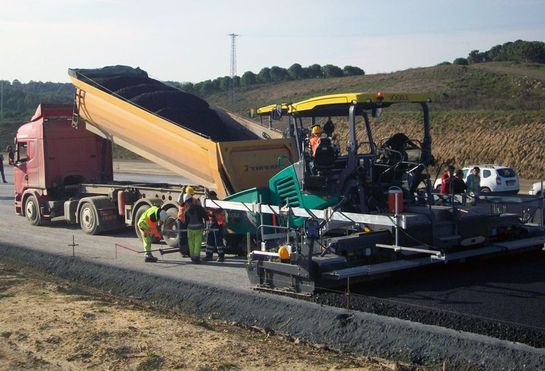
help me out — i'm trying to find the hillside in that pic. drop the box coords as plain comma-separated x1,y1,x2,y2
207,62,545,179
2,62,545,178
207,62,545,112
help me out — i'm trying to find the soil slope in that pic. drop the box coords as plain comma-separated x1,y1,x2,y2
208,62,545,178
0,261,416,371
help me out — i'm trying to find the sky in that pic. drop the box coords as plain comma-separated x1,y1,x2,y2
1,0,544,84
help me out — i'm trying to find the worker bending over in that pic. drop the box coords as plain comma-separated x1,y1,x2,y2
204,191,226,262
137,206,167,263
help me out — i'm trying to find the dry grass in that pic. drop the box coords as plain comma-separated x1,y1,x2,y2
0,261,425,370
207,62,545,179
338,110,545,179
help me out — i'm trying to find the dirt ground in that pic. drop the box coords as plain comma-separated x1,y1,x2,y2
0,261,421,371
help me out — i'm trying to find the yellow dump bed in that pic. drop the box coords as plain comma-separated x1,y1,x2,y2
69,70,296,198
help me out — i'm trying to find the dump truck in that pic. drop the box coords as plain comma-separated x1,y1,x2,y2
201,92,545,293
13,67,296,248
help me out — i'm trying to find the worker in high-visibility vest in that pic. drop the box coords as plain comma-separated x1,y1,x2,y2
204,191,226,262
137,206,167,262
184,194,207,263
309,125,323,157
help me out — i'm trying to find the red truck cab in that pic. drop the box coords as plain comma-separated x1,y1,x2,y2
14,104,113,224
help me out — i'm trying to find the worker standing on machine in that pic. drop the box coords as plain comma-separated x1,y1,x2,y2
185,193,207,263
309,125,323,157
204,191,226,262
137,206,167,263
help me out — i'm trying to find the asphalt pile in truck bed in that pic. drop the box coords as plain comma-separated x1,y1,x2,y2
73,66,258,142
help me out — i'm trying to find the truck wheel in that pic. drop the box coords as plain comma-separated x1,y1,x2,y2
80,203,101,235
162,207,179,248
134,205,160,242
25,195,44,226
480,187,491,193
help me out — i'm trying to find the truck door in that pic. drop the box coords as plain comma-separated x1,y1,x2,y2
13,141,31,195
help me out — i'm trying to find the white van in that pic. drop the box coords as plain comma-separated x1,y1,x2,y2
434,165,519,194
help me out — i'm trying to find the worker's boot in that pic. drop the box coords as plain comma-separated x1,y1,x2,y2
179,246,189,258
216,253,225,263
203,253,213,262
145,253,158,263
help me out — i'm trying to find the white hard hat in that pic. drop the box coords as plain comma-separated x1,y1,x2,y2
159,210,168,223
183,193,193,203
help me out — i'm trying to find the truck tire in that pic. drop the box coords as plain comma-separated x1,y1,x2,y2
25,195,44,226
480,187,491,193
162,207,179,248
79,203,101,235
133,205,160,242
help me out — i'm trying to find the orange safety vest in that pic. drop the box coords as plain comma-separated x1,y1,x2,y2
310,135,320,157
208,208,226,226
137,206,162,239
177,204,186,222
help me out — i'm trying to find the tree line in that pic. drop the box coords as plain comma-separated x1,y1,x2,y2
0,80,74,120
447,40,545,66
169,63,365,96
1,39,542,121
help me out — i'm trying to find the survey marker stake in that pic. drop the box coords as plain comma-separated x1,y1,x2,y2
68,235,79,257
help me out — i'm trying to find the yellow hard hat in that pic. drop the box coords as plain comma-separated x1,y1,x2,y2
185,186,194,195
311,126,322,135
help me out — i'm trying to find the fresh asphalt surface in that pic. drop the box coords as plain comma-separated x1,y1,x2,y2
1,164,545,346
351,250,545,330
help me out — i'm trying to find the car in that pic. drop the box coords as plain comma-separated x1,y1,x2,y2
529,181,545,196
434,164,519,194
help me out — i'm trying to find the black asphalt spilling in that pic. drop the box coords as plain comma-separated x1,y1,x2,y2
1,242,544,370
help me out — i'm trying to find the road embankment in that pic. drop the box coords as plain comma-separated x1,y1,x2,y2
1,242,544,370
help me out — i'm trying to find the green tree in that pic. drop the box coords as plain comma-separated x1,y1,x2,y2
468,50,487,64
321,64,344,78
304,64,323,78
463,40,545,64
180,82,195,93
287,63,306,80
217,76,232,91
232,76,241,89
270,66,288,82
343,65,365,76
240,71,257,86
257,67,271,83
453,57,468,65
198,80,215,95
